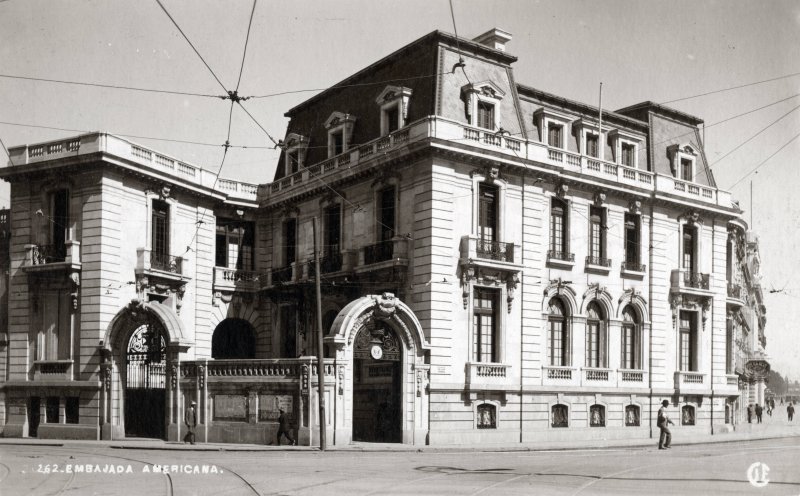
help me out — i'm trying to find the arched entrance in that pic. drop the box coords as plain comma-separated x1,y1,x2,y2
212,318,256,359
124,321,167,438
352,323,402,442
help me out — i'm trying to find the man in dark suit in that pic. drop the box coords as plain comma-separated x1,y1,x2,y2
184,400,197,445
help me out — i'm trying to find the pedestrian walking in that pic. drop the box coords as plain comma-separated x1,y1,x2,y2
657,399,674,450
276,408,296,446
755,403,763,423
184,400,197,445
747,403,754,423
788,402,795,422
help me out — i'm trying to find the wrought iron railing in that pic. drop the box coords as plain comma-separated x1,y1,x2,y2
271,265,293,284
32,244,67,264
621,261,646,272
585,255,611,267
476,239,515,263
547,249,574,262
683,271,710,289
150,252,183,273
364,240,393,265
727,283,743,299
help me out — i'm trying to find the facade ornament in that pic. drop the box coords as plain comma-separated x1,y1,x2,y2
159,184,172,200
555,182,569,199
373,292,397,321
506,273,520,313
628,199,642,215
338,365,345,395
169,362,178,389
301,365,309,394
548,277,571,296
683,209,701,226
69,271,80,310
593,191,606,206
135,275,148,300
198,365,205,389
461,266,475,309
486,166,500,182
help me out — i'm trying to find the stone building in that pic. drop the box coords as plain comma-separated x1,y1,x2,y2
0,28,768,445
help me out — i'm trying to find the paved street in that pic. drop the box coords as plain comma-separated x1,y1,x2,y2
1,436,799,496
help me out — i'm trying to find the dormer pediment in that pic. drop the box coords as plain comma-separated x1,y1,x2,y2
461,80,506,99
375,85,413,105
324,111,356,130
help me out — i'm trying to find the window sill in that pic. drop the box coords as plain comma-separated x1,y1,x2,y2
620,267,646,279
585,263,611,275
546,257,575,270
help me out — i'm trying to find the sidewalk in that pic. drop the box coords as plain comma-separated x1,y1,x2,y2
1,420,797,453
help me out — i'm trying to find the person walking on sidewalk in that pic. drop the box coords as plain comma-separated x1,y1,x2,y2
755,403,763,423
788,402,795,422
184,400,197,445
276,408,296,446
657,400,674,450
747,403,754,423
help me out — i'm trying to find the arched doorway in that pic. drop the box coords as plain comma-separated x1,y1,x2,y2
211,318,256,359
124,321,167,438
352,322,402,442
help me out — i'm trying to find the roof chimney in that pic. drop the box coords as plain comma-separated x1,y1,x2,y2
472,28,512,52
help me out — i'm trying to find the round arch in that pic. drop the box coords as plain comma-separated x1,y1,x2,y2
579,286,615,317
542,280,578,315
617,290,649,322
211,318,256,359
102,300,190,353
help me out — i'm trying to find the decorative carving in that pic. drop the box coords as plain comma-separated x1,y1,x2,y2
160,184,172,200
198,365,205,389
684,209,701,226
556,182,569,199
170,362,178,389
301,365,309,393
373,292,397,321
628,200,642,215
135,276,148,300
338,365,344,395
354,325,400,362
593,192,606,206
461,266,475,309
69,271,80,310
506,273,519,313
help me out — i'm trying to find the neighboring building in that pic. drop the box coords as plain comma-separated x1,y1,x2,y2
0,28,767,445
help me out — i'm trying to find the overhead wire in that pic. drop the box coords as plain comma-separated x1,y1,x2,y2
234,0,257,94
660,71,800,105
726,130,800,191
0,73,219,99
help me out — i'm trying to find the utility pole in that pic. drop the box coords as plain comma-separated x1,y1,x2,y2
312,216,327,451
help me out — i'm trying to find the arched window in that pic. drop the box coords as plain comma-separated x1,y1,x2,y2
548,298,569,366
585,302,606,368
590,404,605,427
621,306,641,370
211,319,256,359
625,405,640,426
552,404,569,428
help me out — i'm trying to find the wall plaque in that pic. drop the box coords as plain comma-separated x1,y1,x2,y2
259,394,293,421
213,394,247,421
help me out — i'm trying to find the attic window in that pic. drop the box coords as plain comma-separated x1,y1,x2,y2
283,133,308,176
608,129,643,169
461,81,505,131
667,144,698,182
375,86,412,136
324,112,357,158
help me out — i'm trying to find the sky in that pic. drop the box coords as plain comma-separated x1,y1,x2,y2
1,0,799,380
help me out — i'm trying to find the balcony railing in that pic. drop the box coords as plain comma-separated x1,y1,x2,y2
618,369,646,383
307,253,343,277
585,255,611,267
547,249,575,262
150,251,183,274
543,365,574,380
675,371,706,390
24,240,81,270
364,240,393,265
727,283,743,299
34,360,73,380
466,362,510,387
271,265,294,284
213,267,264,292
475,239,515,263
683,271,710,290
621,261,646,273
583,367,611,382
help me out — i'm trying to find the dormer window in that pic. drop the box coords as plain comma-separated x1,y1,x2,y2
324,112,356,158
375,86,412,136
282,132,308,177
609,129,643,169
574,119,604,160
668,144,698,182
534,108,571,150
462,81,505,131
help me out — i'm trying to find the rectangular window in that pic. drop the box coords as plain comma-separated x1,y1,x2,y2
37,290,71,361
681,158,692,181
586,321,601,367
473,288,499,363
550,198,567,255
624,214,640,266
589,206,605,260
477,101,495,130
622,324,636,369
216,221,255,270
52,189,69,259
386,106,399,133
478,183,498,244
548,318,566,366
46,397,59,424
379,187,396,242
65,397,79,424
679,311,697,371
283,218,297,265
331,131,344,157
324,205,341,257
151,200,170,262
548,124,563,148
586,133,599,158
288,150,299,175
621,143,635,167
280,305,297,358
726,319,734,374
682,226,695,272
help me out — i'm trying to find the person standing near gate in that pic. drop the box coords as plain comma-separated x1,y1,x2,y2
184,400,197,445
755,403,763,423
657,400,674,450
276,408,296,446
788,402,795,422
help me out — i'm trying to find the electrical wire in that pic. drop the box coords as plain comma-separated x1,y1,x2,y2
0,135,9,161
726,130,800,191
235,0,257,93
0,73,219,98
660,71,800,105
248,72,454,100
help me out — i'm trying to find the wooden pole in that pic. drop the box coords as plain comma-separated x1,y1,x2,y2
312,216,327,451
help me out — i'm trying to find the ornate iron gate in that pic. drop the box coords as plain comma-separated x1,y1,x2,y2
125,322,166,438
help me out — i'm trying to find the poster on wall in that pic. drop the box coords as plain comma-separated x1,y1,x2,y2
213,394,247,421
259,394,293,421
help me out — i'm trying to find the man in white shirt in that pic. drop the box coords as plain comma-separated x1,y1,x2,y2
657,399,674,450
